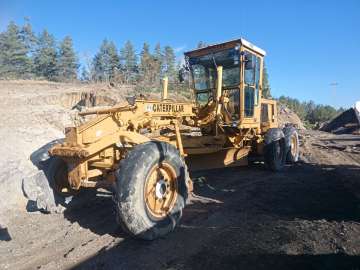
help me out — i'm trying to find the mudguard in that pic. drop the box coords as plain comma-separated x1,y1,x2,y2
264,128,285,145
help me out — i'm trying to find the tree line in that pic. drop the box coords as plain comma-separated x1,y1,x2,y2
0,19,78,81
86,39,178,90
0,19,179,88
278,95,345,126
0,19,271,98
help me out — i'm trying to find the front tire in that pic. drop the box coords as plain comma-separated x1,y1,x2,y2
116,141,188,240
284,126,300,163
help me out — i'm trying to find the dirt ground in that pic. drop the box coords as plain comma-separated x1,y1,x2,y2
1,81,360,270
0,129,359,270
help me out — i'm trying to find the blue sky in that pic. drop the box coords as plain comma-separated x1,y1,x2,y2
0,0,359,108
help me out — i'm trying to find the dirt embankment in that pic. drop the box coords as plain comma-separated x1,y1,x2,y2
0,80,131,218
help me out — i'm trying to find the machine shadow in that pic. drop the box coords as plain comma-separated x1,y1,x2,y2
182,253,360,270
0,226,11,241
64,161,360,270
70,235,360,270
245,162,360,222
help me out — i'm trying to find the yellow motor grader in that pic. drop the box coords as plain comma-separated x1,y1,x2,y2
48,38,299,240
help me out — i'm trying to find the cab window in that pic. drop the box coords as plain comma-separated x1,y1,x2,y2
244,86,254,117
244,51,261,117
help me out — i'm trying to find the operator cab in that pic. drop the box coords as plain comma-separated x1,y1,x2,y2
184,38,265,126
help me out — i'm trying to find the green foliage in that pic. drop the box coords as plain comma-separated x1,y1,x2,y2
20,17,37,54
92,39,120,82
162,46,176,81
80,66,90,81
0,21,31,79
278,96,343,125
0,20,81,81
120,40,137,83
33,30,57,80
139,43,158,85
56,36,79,81
20,17,37,75
153,43,163,82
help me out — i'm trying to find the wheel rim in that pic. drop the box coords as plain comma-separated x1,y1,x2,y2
144,163,178,219
290,134,298,157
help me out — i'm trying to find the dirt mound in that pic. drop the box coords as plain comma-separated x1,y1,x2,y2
278,104,306,130
0,80,133,219
320,107,360,134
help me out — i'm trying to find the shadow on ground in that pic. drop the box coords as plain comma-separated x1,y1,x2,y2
0,226,11,241
185,253,360,270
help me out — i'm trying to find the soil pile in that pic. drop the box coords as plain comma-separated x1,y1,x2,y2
278,104,306,130
320,107,360,134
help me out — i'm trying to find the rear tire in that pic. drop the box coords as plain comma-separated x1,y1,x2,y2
264,138,286,171
116,141,188,240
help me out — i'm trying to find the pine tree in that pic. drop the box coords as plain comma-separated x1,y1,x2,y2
262,61,271,98
56,36,79,81
33,30,57,80
80,66,90,81
92,39,120,82
163,46,176,81
107,41,121,79
20,17,37,77
120,40,137,84
20,17,37,54
0,21,31,79
139,42,151,82
153,43,163,83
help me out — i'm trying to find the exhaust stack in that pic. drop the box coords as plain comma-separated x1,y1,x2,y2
162,77,168,100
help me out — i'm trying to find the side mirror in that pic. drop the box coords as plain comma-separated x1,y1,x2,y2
244,54,254,70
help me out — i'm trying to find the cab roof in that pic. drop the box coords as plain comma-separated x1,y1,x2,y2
184,38,266,58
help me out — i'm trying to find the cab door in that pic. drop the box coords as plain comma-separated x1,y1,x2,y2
242,50,261,126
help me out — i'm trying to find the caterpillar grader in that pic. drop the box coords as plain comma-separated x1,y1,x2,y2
47,38,299,240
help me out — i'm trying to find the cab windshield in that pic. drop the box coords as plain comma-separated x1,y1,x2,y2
189,48,240,91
